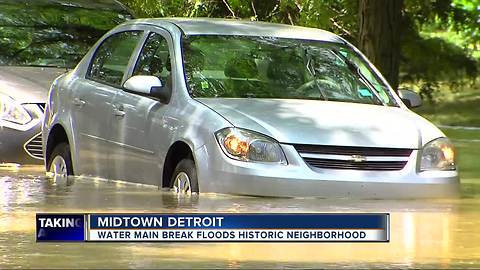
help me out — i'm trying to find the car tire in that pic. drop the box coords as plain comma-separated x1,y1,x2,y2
171,158,199,194
47,142,73,176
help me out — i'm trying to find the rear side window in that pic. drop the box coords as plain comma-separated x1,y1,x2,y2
88,31,142,86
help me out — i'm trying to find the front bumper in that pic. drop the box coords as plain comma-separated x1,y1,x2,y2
0,104,44,165
195,142,460,199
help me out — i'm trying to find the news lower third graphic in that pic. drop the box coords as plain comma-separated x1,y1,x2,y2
36,213,389,242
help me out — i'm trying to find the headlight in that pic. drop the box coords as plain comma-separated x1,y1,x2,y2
0,93,32,125
215,127,287,164
420,137,456,171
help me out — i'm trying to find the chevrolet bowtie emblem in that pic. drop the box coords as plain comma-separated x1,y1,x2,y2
351,155,367,163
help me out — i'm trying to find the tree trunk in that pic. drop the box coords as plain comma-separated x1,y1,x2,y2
358,0,403,91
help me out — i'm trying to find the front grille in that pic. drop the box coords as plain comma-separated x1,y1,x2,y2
303,158,407,171
24,133,43,159
294,144,413,157
294,144,413,171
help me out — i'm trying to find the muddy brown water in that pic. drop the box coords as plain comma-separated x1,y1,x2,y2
0,166,479,268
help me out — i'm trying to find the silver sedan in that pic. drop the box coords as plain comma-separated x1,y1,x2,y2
42,18,459,198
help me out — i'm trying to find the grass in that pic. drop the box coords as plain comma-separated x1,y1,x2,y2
414,84,480,127
413,84,480,180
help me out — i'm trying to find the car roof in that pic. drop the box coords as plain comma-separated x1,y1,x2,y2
130,18,345,43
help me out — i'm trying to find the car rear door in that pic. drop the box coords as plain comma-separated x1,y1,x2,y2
70,30,144,178
108,30,175,185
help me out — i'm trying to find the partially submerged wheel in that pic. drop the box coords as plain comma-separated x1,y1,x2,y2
171,158,199,194
47,142,73,177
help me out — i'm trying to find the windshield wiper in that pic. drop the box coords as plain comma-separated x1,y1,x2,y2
331,50,387,106
304,48,328,101
347,62,386,106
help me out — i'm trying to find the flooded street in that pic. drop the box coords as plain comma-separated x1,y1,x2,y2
1,166,479,268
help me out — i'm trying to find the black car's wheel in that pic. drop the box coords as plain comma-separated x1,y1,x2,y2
171,158,199,194
47,143,73,177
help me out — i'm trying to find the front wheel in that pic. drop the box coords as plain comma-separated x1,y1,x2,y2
171,158,199,194
47,142,73,177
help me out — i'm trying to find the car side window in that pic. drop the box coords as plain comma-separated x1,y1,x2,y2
133,32,172,88
88,31,142,86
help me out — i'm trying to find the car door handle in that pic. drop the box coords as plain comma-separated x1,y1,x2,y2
73,98,86,107
113,105,125,118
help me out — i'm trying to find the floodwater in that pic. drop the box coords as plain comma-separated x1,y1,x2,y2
0,166,479,269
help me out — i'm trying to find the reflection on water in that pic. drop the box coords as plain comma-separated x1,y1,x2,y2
0,166,479,268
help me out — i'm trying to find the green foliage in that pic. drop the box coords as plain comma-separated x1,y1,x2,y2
122,0,186,17
450,0,480,46
401,34,478,101
122,0,357,39
0,1,131,67
297,0,357,41
400,0,479,101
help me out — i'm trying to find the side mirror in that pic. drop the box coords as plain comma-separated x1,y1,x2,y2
398,89,422,108
123,75,171,104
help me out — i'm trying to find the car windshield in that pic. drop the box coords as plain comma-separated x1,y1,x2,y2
182,35,398,106
0,0,132,68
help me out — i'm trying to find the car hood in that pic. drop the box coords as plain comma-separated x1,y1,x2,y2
198,98,444,149
0,66,66,103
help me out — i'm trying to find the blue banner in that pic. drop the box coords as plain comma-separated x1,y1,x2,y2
36,214,85,242
36,213,389,242
89,213,388,229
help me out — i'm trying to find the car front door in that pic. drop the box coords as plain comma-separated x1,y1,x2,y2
108,30,175,185
71,30,143,178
